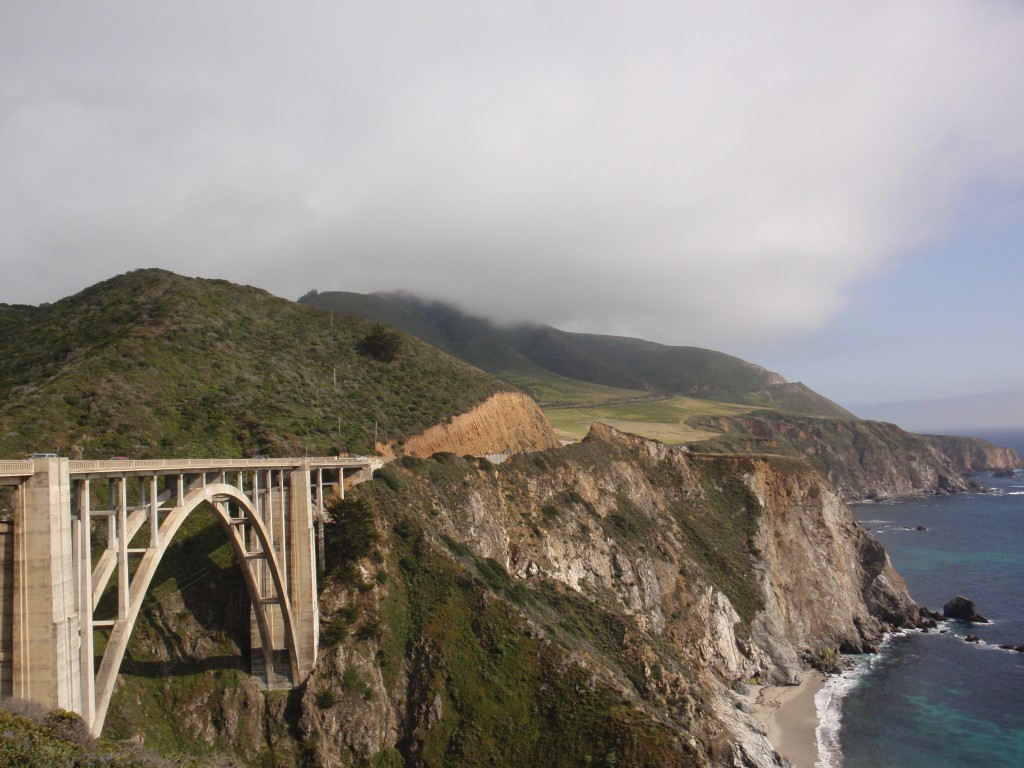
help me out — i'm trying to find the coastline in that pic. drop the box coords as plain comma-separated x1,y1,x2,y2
748,670,827,768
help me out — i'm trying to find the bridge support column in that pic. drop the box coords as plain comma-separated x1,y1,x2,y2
11,458,81,713
289,464,318,679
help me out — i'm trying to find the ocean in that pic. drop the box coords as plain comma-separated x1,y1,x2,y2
817,431,1024,767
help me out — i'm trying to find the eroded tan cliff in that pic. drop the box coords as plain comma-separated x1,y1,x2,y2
394,390,561,457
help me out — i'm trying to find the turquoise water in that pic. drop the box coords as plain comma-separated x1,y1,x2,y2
837,458,1024,768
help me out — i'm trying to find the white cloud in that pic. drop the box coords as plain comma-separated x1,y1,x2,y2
1,1,1023,349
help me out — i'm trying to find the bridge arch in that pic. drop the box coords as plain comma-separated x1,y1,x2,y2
89,482,302,737
3,456,370,738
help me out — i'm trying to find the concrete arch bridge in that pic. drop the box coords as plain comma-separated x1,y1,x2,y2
0,456,373,736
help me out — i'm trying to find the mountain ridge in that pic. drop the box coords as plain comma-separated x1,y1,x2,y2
0,270,513,459
300,289,855,419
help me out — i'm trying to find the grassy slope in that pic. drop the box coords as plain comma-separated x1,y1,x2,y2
545,395,756,444
301,290,853,419
0,270,507,459
301,290,633,406
505,325,771,396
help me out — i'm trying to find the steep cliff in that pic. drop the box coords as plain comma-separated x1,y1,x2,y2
291,425,914,767
394,391,561,457
920,434,1021,472
103,425,916,766
689,411,973,500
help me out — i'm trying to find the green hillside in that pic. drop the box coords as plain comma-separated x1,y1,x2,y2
301,290,853,418
0,270,508,459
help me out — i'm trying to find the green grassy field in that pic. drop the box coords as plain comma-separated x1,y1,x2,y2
542,395,754,444
495,369,648,406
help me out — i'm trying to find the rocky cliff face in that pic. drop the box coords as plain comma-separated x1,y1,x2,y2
690,412,974,500
290,424,915,767
920,434,1021,472
393,391,561,457
106,424,917,767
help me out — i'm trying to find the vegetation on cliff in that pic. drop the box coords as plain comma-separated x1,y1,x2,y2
96,424,915,767
0,270,508,458
0,697,194,767
688,410,976,500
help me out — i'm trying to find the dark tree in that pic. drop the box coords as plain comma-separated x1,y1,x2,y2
357,323,403,362
324,497,378,577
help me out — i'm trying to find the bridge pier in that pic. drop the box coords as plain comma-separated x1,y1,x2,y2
248,465,319,687
289,465,318,679
10,458,81,712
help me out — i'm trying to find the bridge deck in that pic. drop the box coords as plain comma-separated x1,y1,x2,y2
0,456,372,481
68,456,372,475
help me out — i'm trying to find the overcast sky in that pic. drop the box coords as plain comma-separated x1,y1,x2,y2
2,1,1023,430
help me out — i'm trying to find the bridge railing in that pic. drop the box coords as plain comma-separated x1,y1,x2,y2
67,457,371,474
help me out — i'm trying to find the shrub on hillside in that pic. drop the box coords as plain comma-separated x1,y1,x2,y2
324,498,378,580
357,324,403,362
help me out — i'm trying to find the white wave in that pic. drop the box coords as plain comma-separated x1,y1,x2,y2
813,649,891,768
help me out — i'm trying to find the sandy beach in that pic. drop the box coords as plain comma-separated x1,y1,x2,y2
748,671,826,768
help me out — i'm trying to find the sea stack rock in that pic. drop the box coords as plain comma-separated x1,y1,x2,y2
919,606,944,622
943,595,990,623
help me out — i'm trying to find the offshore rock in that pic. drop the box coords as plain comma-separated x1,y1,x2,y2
943,595,990,623
919,606,945,622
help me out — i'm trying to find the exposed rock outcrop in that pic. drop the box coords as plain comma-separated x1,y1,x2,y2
395,391,560,457
744,458,917,679
920,434,1021,472
943,595,990,624
689,412,972,500
293,423,916,767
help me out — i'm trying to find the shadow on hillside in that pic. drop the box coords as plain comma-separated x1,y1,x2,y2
96,503,253,676
118,655,245,678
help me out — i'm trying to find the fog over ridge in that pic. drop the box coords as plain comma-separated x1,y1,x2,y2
2,1,1023,413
